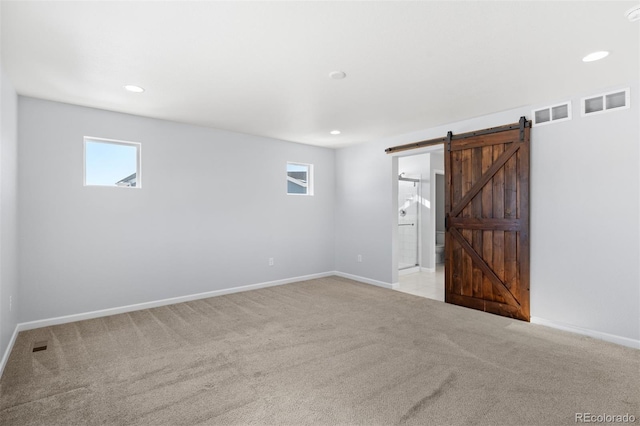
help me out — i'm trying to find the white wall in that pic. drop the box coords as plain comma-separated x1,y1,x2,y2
18,97,335,322
529,86,639,344
430,152,444,266
335,137,397,285
0,67,19,364
335,83,640,345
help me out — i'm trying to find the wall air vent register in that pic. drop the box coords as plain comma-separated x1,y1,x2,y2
532,102,572,127
581,88,630,116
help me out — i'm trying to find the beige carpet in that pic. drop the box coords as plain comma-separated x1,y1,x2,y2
1,276,638,425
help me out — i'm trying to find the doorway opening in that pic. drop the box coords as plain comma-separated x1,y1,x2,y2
389,118,530,320
395,150,445,301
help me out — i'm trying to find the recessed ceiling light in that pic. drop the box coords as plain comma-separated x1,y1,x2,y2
330,130,341,135
329,71,346,80
124,85,145,93
582,51,609,62
625,5,640,22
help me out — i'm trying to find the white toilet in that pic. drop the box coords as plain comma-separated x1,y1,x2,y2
435,231,445,264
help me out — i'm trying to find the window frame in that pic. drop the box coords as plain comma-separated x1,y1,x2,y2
83,136,142,188
286,161,314,196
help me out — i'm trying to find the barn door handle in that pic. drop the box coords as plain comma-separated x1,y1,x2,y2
445,215,449,230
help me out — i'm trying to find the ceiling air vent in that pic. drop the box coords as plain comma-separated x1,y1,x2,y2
532,102,572,127
581,88,630,117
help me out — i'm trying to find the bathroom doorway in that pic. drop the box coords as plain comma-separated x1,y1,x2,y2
396,149,446,301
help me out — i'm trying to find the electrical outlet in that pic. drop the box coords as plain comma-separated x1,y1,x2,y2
268,257,274,267
357,254,362,263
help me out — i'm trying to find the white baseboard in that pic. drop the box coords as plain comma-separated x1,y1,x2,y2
530,317,640,349
2,272,336,378
420,267,435,273
16,272,335,333
5,279,637,378
1,270,395,377
0,325,20,379
333,271,398,290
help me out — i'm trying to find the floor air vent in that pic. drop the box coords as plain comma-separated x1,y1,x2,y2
532,101,572,127
32,341,48,352
582,88,630,116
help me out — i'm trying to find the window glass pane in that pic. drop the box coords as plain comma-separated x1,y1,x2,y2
85,139,139,187
287,162,310,195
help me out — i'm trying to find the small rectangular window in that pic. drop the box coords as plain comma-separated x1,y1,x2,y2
84,137,141,188
287,162,313,196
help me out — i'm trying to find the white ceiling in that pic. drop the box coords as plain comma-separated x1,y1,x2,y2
2,1,638,148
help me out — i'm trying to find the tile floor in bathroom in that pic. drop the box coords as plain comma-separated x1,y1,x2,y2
396,263,445,301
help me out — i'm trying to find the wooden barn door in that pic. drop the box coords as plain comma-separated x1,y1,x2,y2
444,117,530,321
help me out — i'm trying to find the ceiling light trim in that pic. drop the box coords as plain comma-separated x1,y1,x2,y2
625,5,640,22
124,85,145,93
582,51,609,62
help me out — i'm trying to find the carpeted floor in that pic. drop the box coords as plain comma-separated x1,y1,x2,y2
1,276,638,425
